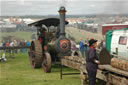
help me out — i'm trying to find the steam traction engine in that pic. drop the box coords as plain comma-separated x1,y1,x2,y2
29,7,71,73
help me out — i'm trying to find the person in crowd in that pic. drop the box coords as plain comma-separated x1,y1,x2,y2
26,40,30,52
80,38,86,58
13,40,18,53
0,41,5,46
5,41,10,53
84,41,88,55
10,41,14,47
31,33,36,40
6,41,10,47
0,41,3,47
2,41,6,47
10,41,14,56
85,37,89,43
26,40,30,47
21,40,26,53
98,40,105,49
0,41,6,54
16,40,21,53
86,39,101,85
68,34,71,39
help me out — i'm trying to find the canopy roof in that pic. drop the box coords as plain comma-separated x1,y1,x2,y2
28,18,69,27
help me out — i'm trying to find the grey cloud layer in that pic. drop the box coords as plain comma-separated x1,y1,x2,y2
1,0,128,15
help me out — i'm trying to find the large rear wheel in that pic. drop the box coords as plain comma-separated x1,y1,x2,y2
30,40,43,68
42,52,52,73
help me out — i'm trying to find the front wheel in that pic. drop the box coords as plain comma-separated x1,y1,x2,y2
42,52,52,73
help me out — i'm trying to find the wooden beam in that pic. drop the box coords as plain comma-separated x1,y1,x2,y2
100,65,128,77
107,73,128,85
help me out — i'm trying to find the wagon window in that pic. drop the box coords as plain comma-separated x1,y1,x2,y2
119,36,127,45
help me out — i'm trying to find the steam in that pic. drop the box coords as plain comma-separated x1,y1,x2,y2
19,0,25,5
59,0,67,7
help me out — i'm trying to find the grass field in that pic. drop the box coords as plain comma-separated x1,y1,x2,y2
0,32,35,41
0,52,105,85
0,52,81,85
66,27,103,42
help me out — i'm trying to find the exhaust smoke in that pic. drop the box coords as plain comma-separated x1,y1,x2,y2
59,0,67,7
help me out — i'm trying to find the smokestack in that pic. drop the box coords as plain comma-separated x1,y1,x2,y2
58,6,66,37
55,6,71,53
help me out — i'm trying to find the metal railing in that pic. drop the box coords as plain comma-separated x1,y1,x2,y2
0,46,30,50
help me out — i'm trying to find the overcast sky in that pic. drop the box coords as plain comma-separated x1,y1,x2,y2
0,0,128,16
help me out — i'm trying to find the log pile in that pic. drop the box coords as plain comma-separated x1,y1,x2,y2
61,56,86,70
63,56,86,64
111,58,128,72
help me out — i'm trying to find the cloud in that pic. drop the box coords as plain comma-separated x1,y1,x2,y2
1,0,128,16
89,4,95,8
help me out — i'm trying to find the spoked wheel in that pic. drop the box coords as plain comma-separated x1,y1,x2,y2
30,40,43,68
42,52,52,73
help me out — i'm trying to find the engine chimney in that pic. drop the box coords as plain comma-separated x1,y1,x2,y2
55,6,71,54
58,6,66,37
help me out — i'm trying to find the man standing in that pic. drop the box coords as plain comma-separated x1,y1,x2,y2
31,33,36,40
86,39,100,85
80,38,86,58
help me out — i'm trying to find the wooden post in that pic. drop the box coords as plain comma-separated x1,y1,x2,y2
106,82,113,85
80,72,87,85
60,60,63,79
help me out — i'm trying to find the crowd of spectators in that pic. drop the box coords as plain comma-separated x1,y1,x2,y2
0,39,31,62
0,39,31,53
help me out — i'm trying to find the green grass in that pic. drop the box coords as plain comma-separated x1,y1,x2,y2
0,32,35,41
0,52,81,85
0,52,105,85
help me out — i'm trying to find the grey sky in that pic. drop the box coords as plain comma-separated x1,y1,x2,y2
1,0,128,16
